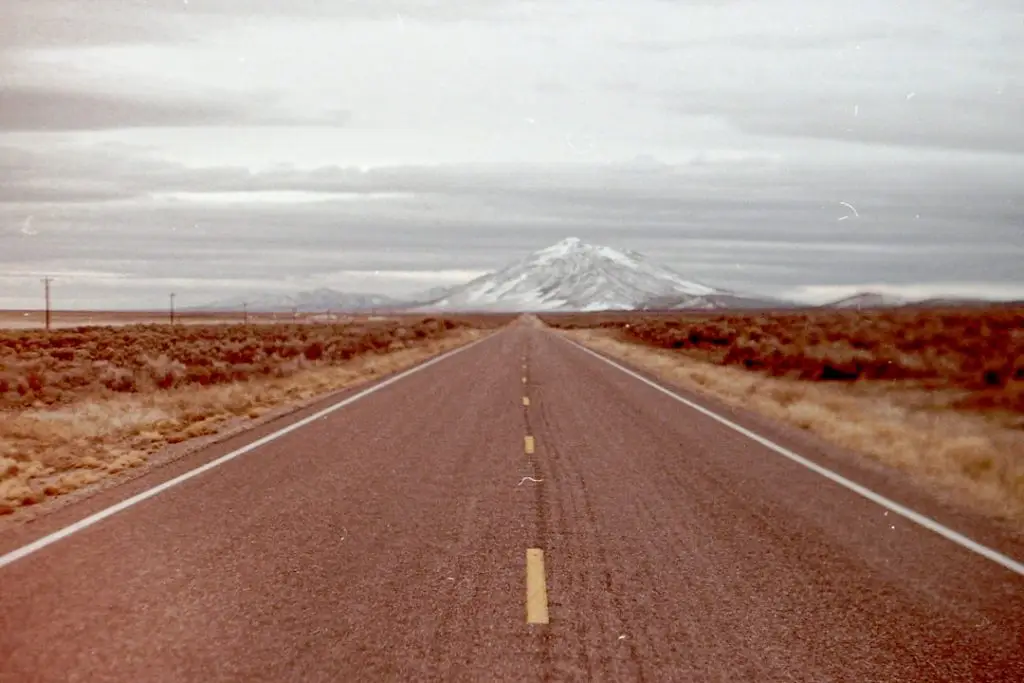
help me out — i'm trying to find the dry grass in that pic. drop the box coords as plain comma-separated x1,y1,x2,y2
0,316,512,411
569,330,1024,523
0,319,504,512
542,306,1024,419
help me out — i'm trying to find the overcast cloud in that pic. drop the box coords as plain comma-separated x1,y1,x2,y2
1,0,1022,308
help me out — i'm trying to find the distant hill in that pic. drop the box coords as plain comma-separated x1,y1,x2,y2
191,288,402,312
821,292,1015,310
821,292,907,309
900,297,1019,309
639,292,799,311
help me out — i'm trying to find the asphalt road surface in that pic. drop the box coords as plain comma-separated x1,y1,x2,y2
2,322,1023,682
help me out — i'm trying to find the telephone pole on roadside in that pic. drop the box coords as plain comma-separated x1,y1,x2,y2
243,302,248,325
41,277,53,331
169,292,176,325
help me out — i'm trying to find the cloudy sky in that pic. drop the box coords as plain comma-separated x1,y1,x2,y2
2,0,1022,308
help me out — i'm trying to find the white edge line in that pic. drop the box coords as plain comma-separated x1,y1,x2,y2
563,337,1024,578
0,334,493,570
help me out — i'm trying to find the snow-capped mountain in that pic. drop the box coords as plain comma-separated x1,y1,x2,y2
822,292,908,309
416,237,739,312
193,288,400,312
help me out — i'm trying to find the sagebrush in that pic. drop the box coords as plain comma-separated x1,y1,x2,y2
540,307,1024,416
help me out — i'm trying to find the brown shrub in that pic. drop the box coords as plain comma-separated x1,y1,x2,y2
304,340,325,361
542,307,1024,416
0,315,489,410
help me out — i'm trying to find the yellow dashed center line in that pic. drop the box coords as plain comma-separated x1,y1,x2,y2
520,358,546,625
525,548,549,624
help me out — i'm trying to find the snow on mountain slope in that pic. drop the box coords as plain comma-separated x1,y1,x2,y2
417,237,724,312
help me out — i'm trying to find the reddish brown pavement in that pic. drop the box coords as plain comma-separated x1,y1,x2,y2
2,321,1023,682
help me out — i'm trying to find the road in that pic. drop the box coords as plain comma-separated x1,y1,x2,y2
2,321,1023,682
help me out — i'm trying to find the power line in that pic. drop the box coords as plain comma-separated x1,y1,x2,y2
41,277,53,331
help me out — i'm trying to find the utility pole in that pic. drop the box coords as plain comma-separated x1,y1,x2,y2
41,276,52,331
169,292,176,326
243,302,248,325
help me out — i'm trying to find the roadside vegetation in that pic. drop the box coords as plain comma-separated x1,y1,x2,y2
0,316,510,514
541,307,1024,521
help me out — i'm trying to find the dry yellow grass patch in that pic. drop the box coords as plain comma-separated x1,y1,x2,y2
569,330,1024,522
0,330,485,512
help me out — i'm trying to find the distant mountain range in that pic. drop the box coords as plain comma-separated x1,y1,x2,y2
191,238,1010,313
189,288,402,313
639,293,797,311
815,292,1011,310
820,292,908,309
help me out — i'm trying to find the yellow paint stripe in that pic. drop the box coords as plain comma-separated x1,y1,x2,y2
524,436,535,454
522,396,530,406
525,548,549,624
522,376,527,384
